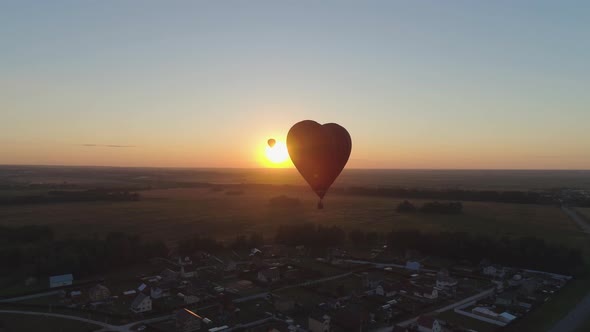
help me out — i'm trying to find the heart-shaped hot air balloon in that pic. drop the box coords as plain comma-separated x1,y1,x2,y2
287,120,352,209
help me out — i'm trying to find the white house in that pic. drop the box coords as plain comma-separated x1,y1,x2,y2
414,288,438,300
130,293,152,313
308,313,330,332
416,316,442,332
435,269,458,290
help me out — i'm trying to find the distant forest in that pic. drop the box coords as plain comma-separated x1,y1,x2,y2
396,200,463,214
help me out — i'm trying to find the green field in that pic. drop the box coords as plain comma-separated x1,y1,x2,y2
0,313,98,332
0,187,586,253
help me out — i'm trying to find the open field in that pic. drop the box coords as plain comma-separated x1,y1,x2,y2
0,186,587,254
2,166,590,190
0,313,98,332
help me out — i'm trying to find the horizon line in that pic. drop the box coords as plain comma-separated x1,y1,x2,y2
0,163,589,172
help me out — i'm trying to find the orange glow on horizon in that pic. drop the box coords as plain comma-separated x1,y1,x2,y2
258,140,293,168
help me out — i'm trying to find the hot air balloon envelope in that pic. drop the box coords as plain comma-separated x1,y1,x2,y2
287,120,352,208
267,139,276,148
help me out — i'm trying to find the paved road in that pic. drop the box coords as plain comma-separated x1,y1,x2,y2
0,310,116,331
0,290,59,303
548,206,590,332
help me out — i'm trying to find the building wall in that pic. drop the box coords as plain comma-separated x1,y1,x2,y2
308,317,330,332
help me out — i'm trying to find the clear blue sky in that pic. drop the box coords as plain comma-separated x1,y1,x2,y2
1,1,589,168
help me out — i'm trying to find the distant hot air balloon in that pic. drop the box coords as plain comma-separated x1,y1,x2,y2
267,138,276,148
287,120,352,209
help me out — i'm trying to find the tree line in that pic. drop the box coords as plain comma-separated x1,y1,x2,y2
335,187,556,205
1,222,583,280
0,227,167,278
272,224,582,274
384,230,583,274
396,200,463,214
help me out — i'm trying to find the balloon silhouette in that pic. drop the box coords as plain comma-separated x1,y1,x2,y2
287,120,352,209
267,138,276,148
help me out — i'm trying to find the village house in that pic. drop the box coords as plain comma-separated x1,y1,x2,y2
362,272,383,289
435,269,458,291
413,287,438,300
258,267,280,283
482,265,506,279
375,282,398,298
225,260,237,272
180,265,196,279
88,284,110,302
308,313,331,332
130,293,152,313
416,315,443,332
160,268,179,282
495,291,517,306
150,287,164,299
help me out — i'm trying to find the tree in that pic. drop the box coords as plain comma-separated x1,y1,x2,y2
349,229,366,246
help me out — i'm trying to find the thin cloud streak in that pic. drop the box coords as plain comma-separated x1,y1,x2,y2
80,144,136,148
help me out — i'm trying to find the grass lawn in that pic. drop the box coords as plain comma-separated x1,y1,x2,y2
0,313,99,332
437,310,499,332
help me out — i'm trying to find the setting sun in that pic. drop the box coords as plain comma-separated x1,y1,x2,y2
265,141,290,164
